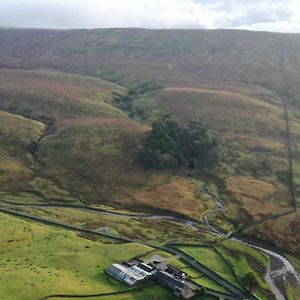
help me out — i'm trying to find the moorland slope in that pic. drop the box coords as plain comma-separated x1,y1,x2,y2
1,28,300,260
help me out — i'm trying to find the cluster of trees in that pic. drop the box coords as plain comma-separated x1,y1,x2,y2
138,116,217,170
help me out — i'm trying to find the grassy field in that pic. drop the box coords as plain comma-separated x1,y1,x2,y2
177,242,274,300
140,249,228,293
0,212,177,300
176,245,242,287
218,239,273,299
1,210,284,299
173,244,270,298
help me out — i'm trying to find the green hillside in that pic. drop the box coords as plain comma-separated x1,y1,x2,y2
1,28,300,249
0,213,174,300
0,69,209,219
1,28,300,299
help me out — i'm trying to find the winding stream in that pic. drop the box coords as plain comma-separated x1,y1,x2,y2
201,183,300,300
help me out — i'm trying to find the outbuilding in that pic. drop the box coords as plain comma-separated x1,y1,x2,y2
106,263,152,286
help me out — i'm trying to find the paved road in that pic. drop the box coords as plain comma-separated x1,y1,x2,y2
0,206,254,300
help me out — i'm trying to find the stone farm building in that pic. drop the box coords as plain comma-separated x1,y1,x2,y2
106,257,196,299
106,262,153,286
